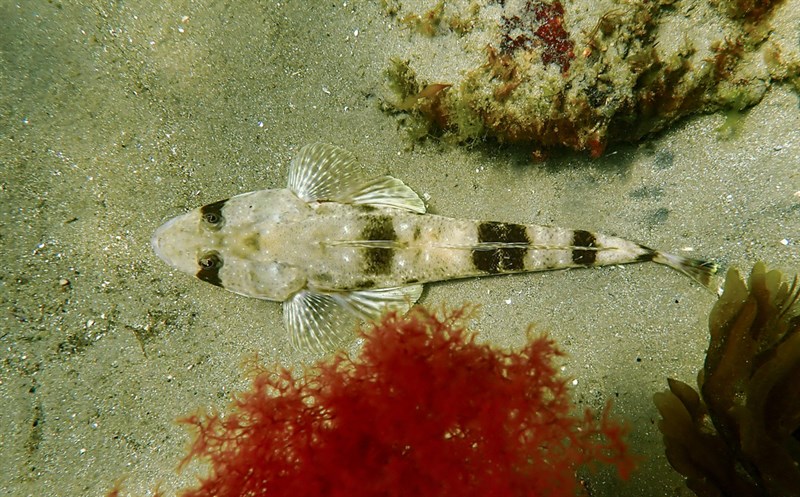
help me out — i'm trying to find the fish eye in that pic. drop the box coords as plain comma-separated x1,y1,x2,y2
202,211,223,226
198,252,223,270
199,198,228,230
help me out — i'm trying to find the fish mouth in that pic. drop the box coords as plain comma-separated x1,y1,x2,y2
150,212,214,276
151,216,183,266
151,220,168,256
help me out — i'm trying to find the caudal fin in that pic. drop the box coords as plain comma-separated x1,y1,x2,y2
652,251,719,290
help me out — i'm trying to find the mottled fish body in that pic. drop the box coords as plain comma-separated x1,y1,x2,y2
152,144,717,351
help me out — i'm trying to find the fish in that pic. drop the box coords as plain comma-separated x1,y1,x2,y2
151,143,718,352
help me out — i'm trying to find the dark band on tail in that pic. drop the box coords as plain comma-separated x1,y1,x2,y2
572,230,597,265
635,244,656,263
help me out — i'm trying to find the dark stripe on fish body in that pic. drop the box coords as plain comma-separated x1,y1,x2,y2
472,221,529,274
196,252,224,287
361,215,396,275
571,230,597,265
635,245,655,262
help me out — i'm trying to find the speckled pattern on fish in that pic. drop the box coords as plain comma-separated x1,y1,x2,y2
152,143,717,352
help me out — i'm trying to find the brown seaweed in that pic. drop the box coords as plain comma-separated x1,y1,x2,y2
654,262,800,496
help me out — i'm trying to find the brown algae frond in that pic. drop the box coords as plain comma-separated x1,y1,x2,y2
654,262,800,496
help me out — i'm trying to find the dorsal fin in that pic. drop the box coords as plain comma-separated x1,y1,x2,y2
343,176,425,213
287,143,364,202
287,143,425,213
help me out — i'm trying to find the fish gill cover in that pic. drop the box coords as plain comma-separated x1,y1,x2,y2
115,305,635,497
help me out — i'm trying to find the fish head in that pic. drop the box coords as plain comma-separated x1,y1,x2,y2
151,189,310,301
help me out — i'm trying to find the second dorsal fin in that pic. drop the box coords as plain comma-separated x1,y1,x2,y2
287,143,425,213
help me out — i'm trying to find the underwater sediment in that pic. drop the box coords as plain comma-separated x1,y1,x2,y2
381,0,800,157
654,263,800,496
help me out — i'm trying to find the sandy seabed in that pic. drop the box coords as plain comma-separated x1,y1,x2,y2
1,1,798,496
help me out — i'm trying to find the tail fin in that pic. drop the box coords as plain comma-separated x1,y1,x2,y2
652,251,719,290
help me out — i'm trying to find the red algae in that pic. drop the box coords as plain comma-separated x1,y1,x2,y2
174,306,634,497
500,1,575,74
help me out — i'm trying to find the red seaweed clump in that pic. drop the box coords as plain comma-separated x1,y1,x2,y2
500,0,575,74
174,306,634,497
654,263,800,496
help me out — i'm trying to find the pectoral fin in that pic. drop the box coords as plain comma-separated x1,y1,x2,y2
284,290,358,352
287,143,425,213
283,284,424,352
332,285,424,322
